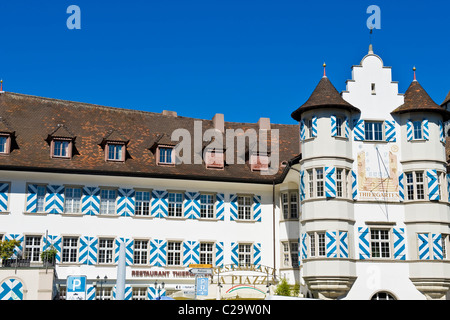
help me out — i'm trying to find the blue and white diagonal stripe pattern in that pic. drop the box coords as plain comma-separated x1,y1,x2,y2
112,285,132,300
117,188,135,217
150,239,167,266
252,195,261,222
439,120,445,143
253,243,261,267
79,236,97,265
301,233,307,260
231,242,239,266
358,227,370,260
215,242,224,267
406,120,413,141
44,235,62,262
114,238,134,265
300,120,306,141
427,169,439,201
229,194,238,221
331,115,337,137
326,231,337,257
4,234,23,258
418,233,430,260
0,279,23,300
339,231,348,258
86,286,96,300
82,187,100,216
432,233,443,260
147,287,166,300
151,190,168,218
353,119,365,141
393,228,406,260
0,183,9,212
344,117,349,138
300,170,305,201
384,120,396,142
325,166,336,198
182,240,200,266
45,185,64,214
26,184,38,213
311,116,317,137
422,119,429,140
398,173,404,202
184,192,200,219
215,193,225,220
352,170,357,200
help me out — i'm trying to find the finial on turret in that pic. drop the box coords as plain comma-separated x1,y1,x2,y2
323,62,327,78
368,43,374,54
413,66,417,82
0,80,3,93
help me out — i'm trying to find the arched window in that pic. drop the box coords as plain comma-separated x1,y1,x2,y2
371,291,396,300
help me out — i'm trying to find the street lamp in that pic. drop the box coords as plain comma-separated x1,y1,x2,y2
154,281,165,300
95,275,108,300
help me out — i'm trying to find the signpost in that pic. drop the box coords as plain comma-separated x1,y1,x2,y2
189,264,212,299
66,276,87,300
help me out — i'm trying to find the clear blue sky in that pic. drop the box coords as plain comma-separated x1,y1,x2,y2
0,0,448,125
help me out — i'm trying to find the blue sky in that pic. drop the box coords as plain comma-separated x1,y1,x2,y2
0,0,448,125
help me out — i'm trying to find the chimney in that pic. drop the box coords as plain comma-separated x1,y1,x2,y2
162,110,177,117
258,117,271,131
212,113,224,133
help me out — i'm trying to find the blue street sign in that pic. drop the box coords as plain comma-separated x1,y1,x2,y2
67,276,87,300
196,277,208,296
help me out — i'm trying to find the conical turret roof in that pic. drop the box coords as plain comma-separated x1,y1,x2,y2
291,76,360,121
442,90,450,107
391,81,450,121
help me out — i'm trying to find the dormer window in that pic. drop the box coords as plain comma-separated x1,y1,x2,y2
157,146,174,165
250,153,269,171
0,134,11,155
205,149,224,169
106,142,125,162
51,138,72,158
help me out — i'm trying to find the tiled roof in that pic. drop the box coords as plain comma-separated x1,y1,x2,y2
391,81,450,121
442,90,450,107
291,76,360,121
0,92,300,184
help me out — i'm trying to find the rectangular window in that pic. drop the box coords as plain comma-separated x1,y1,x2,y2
100,189,117,215
238,244,252,266
281,193,289,220
308,170,314,198
96,287,112,300
406,171,425,200
309,233,316,257
290,192,298,219
36,185,46,212
316,169,324,197
290,241,299,267
53,140,70,158
62,237,78,263
309,232,325,257
135,191,150,216
0,135,10,154
24,236,41,262
132,287,147,300
443,234,448,259
336,117,343,137
317,232,326,257
370,229,390,258
167,241,182,266
200,242,213,265
237,196,252,220
107,143,124,161
413,121,423,140
133,240,148,265
168,192,183,217
282,242,290,267
281,191,298,219
64,187,82,213
159,147,174,165
365,121,383,141
306,118,313,138
336,168,343,197
200,194,214,219
98,239,114,264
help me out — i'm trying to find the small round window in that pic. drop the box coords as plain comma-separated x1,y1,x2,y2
371,291,396,300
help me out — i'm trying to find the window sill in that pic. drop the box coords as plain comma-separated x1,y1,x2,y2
61,212,84,217
409,139,427,143
97,214,120,218
233,219,259,223
334,136,349,141
96,263,117,267
280,218,299,222
133,214,154,219
302,137,316,142
166,216,186,221
0,211,10,215
198,217,221,222
23,211,47,216
363,140,387,143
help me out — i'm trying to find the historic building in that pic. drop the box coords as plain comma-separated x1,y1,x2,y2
0,45,450,300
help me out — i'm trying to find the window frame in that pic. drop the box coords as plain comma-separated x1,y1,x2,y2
199,193,215,219
238,243,252,267
97,238,115,264
199,242,214,265
370,228,391,259
405,171,426,201
61,236,78,264
106,142,125,162
167,192,184,218
281,240,299,268
64,187,82,214
157,146,175,166
24,235,42,262
412,120,424,140
237,195,252,221
308,231,326,258
0,134,11,155
280,190,299,220
167,241,182,266
364,121,384,141
99,188,117,215
133,239,149,265
51,138,72,159
135,190,151,216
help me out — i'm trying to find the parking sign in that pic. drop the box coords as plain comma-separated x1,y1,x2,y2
196,277,208,296
67,276,87,300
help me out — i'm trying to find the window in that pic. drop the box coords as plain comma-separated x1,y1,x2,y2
281,191,299,219
250,153,269,171
98,239,114,264
0,135,10,154
282,241,299,268
200,242,213,265
442,234,448,259
64,187,82,213
100,189,117,215
205,150,224,169
371,83,376,95
62,237,78,263
96,287,112,300
36,185,46,212
132,287,147,300
237,196,252,220
308,170,314,198
371,292,395,300
24,236,41,262
370,229,390,258
158,147,174,165
200,194,214,219
405,171,425,200
135,191,150,216
52,139,71,158
309,232,326,257
365,121,383,141
305,118,313,138
335,117,343,137
107,143,125,162
316,169,324,197
168,192,183,217
238,244,252,266
336,169,343,197
133,240,148,265
167,241,182,266
412,121,423,140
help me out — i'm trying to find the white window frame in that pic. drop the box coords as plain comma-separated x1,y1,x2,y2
308,232,326,258
135,191,151,216
405,171,426,201
98,238,114,264
237,195,252,220
61,236,78,263
412,120,423,140
36,185,47,213
24,235,42,262
132,287,147,300
199,242,214,265
133,239,148,265
238,243,252,266
168,192,183,217
64,187,82,214
370,228,391,259
100,189,117,215
200,194,215,219
167,241,182,266
365,121,384,141
281,190,299,219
